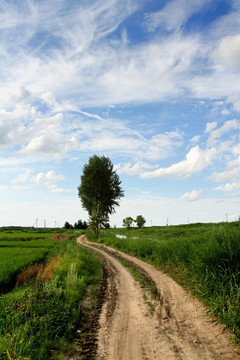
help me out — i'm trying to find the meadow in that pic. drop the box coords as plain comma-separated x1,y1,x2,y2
0,228,102,359
92,221,240,340
0,229,58,294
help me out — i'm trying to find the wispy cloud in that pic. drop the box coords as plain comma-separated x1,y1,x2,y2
145,0,211,33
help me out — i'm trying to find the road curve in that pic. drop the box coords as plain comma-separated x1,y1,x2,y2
77,235,240,360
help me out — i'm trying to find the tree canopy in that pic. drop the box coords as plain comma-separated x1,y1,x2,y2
78,155,124,234
122,216,134,229
135,215,146,228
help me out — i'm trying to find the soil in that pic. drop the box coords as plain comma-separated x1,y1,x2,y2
76,235,240,360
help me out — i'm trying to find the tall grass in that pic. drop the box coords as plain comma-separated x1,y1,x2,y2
0,237,102,360
94,222,240,339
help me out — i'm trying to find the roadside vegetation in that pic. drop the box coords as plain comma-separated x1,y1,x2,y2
0,229,102,360
92,221,240,340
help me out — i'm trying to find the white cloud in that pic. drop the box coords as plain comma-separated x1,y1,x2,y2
40,92,56,106
214,182,240,192
141,146,217,178
75,113,183,161
190,135,200,143
180,189,204,201
221,109,231,116
211,156,240,182
33,171,64,188
0,111,19,148
12,169,71,194
205,121,218,133
12,170,32,185
207,119,240,146
0,86,30,108
33,170,71,194
116,162,158,176
226,94,240,112
213,34,240,70
50,187,71,194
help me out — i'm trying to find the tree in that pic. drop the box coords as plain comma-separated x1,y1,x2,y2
74,219,88,229
122,216,134,229
78,155,124,235
64,221,71,229
135,215,146,228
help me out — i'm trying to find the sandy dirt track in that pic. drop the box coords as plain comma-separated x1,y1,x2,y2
77,235,240,360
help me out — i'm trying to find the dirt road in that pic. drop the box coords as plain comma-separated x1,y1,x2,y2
77,235,240,360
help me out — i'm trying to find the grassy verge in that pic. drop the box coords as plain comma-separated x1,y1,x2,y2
91,222,240,340
0,236,102,360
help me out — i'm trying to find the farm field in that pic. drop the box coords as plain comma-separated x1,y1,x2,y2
92,221,240,340
0,228,58,293
0,228,102,360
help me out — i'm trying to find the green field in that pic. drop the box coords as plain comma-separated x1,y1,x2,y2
0,230,102,360
92,221,240,340
0,230,57,293
0,227,64,240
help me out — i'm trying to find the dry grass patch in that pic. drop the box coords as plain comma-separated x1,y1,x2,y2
15,256,63,287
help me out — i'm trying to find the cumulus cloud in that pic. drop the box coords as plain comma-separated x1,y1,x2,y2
0,86,30,108
33,171,64,187
213,34,240,70
180,189,204,201
31,170,70,193
214,182,240,192
11,169,71,194
141,146,217,178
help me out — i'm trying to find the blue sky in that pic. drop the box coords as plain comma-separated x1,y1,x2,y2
1,0,240,227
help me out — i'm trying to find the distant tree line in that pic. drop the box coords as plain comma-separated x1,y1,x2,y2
122,215,146,229
64,220,88,230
